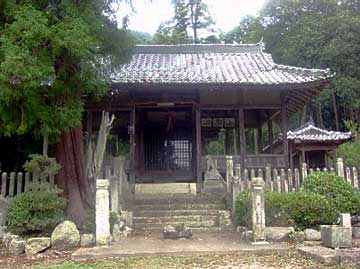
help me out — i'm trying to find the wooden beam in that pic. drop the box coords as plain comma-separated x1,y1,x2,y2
195,106,202,193
239,108,246,169
257,127,263,153
281,101,289,167
129,105,136,189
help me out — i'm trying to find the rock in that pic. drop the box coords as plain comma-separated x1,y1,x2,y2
236,226,248,233
321,225,352,248
353,227,360,239
265,227,294,242
9,239,25,255
51,221,80,250
3,233,21,248
123,226,133,237
25,237,50,256
240,230,253,241
305,229,321,241
162,224,192,239
80,234,95,248
118,220,126,231
293,231,305,243
0,198,9,226
0,226,5,240
218,210,232,231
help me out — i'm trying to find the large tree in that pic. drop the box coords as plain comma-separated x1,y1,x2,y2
152,0,215,44
223,0,360,131
0,0,134,226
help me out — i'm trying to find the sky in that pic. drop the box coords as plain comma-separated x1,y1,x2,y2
117,0,266,35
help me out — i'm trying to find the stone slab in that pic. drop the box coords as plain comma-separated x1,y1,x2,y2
135,183,196,194
72,232,289,261
321,225,352,249
298,245,360,265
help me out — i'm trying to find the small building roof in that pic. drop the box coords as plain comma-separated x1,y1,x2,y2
287,121,352,144
112,43,333,85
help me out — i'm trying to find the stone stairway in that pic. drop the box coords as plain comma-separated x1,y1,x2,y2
132,190,232,232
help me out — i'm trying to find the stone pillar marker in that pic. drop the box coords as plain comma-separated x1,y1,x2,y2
251,177,268,245
96,179,110,246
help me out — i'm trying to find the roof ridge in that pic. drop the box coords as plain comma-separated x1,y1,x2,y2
133,43,263,54
275,64,334,77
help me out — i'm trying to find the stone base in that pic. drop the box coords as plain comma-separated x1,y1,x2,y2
321,225,352,249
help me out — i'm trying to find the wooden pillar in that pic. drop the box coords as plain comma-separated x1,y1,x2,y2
268,119,273,154
332,149,337,172
254,130,258,155
129,105,136,190
239,108,246,169
195,106,202,193
257,127,263,153
289,142,294,171
281,103,289,166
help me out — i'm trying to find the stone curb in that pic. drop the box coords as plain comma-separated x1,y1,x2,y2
72,247,290,261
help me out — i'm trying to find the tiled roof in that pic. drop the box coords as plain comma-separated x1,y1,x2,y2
287,121,352,143
112,43,333,85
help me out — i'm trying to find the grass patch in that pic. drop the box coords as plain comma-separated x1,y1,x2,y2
26,253,356,269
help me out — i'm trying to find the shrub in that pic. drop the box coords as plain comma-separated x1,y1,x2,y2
302,172,360,215
265,192,293,227
23,154,61,177
287,192,338,230
235,191,292,228
235,191,252,227
7,183,66,235
235,190,338,230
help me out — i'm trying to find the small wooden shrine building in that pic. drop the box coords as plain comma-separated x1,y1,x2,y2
85,43,333,191
287,121,352,169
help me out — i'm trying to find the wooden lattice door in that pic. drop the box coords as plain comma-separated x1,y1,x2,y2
142,108,193,180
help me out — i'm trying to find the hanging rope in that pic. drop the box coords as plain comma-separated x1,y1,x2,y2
166,111,175,132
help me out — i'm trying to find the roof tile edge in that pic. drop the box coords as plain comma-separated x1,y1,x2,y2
133,43,263,54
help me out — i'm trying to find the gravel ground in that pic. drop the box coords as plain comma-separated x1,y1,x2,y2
0,246,357,269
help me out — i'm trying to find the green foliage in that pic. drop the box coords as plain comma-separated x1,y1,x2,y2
302,172,360,215
7,183,66,235
222,16,264,44
0,1,134,138
235,190,337,230
206,129,225,155
23,154,61,176
286,192,337,230
338,121,359,166
82,208,96,234
152,0,215,44
222,0,360,129
265,192,293,227
235,191,252,227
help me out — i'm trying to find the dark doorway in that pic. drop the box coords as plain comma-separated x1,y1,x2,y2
140,107,194,182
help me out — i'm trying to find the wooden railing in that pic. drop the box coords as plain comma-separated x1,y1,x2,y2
216,156,359,212
0,172,55,199
201,154,288,173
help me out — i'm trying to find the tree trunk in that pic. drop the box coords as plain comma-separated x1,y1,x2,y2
332,91,340,131
300,105,307,125
56,126,91,228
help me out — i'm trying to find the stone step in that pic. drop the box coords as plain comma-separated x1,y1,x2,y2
134,203,226,211
133,209,220,218
134,220,218,230
134,226,222,232
133,215,218,224
134,195,226,206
